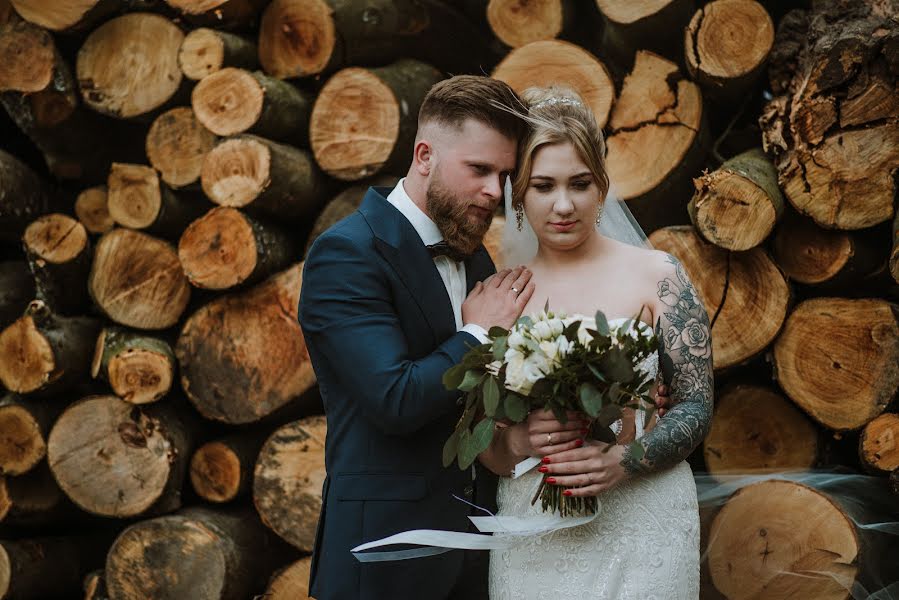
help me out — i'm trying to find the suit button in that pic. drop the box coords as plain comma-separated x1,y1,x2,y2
463,485,473,498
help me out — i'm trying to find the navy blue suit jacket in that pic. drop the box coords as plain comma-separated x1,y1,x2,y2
298,187,497,600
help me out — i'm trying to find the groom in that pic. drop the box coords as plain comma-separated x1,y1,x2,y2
299,76,532,600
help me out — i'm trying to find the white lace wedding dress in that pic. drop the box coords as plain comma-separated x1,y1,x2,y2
488,319,700,599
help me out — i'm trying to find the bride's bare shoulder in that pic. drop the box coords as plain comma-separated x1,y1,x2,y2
607,239,677,276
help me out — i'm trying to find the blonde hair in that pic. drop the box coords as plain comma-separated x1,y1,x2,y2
510,87,610,210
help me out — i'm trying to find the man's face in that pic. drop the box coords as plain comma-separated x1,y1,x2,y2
425,118,517,255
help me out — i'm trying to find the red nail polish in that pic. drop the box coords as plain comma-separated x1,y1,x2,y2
546,477,556,484
542,456,551,464
563,490,572,497
574,439,584,447
580,428,589,434
538,466,548,473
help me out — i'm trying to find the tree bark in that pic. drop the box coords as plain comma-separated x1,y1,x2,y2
190,429,269,503
74,186,114,235
178,206,295,290
178,28,258,81
163,0,268,28
88,228,191,330
0,149,56,244
0,462,73,529
486,0,577,48
0,262,34,331
648,226,790,370
201,135,331,221
22,213,92,315
688,148,784,251
773,298,899,431
703,384,818,478
684,0,774,101
310,59,443,181
605,51,707,234
891,209,899,284
0,536,99,599
176,264,316,424
859,413,899,474
90,326,175,405
491,39,615,129
47,394,192,518
76,13,186,120
0,300,101,395
253,416,326,551
105,506,282,600
264,557,313,600
0,393,60,476
146,107,218,190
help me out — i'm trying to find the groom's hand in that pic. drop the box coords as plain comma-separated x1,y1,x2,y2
462,266,534,330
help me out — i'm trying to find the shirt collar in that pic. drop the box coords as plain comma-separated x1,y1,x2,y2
385,178,443,246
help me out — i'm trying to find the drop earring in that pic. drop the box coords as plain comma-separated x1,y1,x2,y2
515,203,524,231
595,203,604,225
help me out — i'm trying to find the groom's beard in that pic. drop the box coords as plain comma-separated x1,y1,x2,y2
426,177,493,257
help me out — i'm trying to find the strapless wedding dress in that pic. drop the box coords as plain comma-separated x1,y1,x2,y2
488,318,700,599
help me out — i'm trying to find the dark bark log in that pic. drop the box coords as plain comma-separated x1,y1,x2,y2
163,0,268,28
22,213,92,315
179,28,258,81
0,535,104,599
0,149,57,245
90,326,175,405
0,262,33,331
0,462,74,529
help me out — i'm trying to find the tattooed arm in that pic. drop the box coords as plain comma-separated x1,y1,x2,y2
620,254,714,475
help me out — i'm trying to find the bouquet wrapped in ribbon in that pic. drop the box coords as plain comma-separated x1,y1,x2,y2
443,306,660,516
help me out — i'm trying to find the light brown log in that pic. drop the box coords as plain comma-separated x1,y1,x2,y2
264,557,312,600
310,59,443,181
891,209,899,284
595,0,695,74
105,506,280,600
0,14,59,94
707,479,859,600
91,326,175,404
47,394,191,518
178,206,295,290
605,51,706,233
83,570,109,600
648,226,790,370
0,536,89,599
0,300,101,395
0,149,56,244
176,264,315,424
201,135,330,220
0,462,72,528
859,413,899,474
192,68,311,145
703,385,818,477
773,298,899,431
0,262,34,331
76,13,185,119
146,107,218,189
190,430,268,503
88,228,191,330
0,393,60,476
688,148,784,251
492,39,615,129
253,416,326,551
178,28,258,81
7,0,119,32
486,0,576,48
163,0,267,28
22,213,91,315
75,186,114,234
684,0,774,100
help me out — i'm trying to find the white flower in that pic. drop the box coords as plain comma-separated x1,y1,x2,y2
508,329,527,350
577,318,596,347
504,348,529,394
539,340,561,363
555,335,573,358
548,318,565,338
486,360,502,376
533,320,553,341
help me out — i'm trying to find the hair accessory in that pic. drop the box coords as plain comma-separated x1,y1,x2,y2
515,203,524,231
532,96,584,110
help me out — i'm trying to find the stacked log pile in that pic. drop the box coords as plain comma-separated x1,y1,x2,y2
0,0,896,598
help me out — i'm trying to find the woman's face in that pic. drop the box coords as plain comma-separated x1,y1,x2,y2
523,141,602,252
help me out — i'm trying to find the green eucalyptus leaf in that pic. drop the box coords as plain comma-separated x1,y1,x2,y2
504,393,528,422
516,315,533,328
599,348,635,383
442,429,461,467
483,376,500,417
471,418,495,456
594,310,610,336
457,428,473,470
489,326,509,338
443,364,467,391
458,370,485,392
597,403,622,427
587,363,607,383
563,319,581,341
578,382,602,417
492,336,508,361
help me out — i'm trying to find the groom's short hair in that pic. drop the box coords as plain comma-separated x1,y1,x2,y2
419,76,526,142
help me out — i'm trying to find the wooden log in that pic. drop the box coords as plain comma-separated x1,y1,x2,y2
201,135,330,221
0,300,101,395
253,416,326,551
264,557,312,600
22,213,92,315
0,462,73,528
88,228,191,330
760,1,899,230
688,148,784,251
146,107,218,190
0,536,91,599
773,298,899,431
859,413,899,474
595,0,695,74
178,28,258,81
891,209,899,284
486,0,577,48
176,264,315,424
890,469,899,498
605,51,706,233
0,262,33,331
107,163,206,238
0,149,56,244
90,326,175,405
191,68,311,146
684,0,774,101
163,0,267,28
310,59,443,181
75,186,114,235
47,394,192,518
83,570,109,600
648,226,790,370
7,0,119,32
703,384,818,478
491,39,615,129
76,13,185,120
178,206,295,290
105,506,281,600
0,393,60,476
189,429,268,503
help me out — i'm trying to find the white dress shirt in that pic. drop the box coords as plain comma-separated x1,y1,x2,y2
386,179,490,344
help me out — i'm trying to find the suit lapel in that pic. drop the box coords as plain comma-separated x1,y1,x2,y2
465,246,496,293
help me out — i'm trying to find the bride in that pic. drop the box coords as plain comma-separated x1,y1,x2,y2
478,87,714,599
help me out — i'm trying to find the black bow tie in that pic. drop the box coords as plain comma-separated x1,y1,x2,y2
426,241,471,262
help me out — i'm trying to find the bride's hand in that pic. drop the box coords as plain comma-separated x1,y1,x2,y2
519,409,590,456
538,440,629,497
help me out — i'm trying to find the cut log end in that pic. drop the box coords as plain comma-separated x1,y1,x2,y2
266,557,312,599
860,413,899,473
0,404,45,476
75,186,114,234
147,107,218,189
595,0,678,25
685,0,774,80
487,0,565,48
690,172,777,251
201,136,271,208
7,0,107,31
23,213,89,265
0,18,55,93
190,442,241,503
107,163,164,230
772,214,853,284
192,68,265,137
178,207,258,289
258,0,336,78
0,316,55,394
0,543,9,598
108,349,174,404
179,28,227,80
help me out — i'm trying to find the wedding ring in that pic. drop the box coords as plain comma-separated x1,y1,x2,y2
546,433,553,444
511,286,519,294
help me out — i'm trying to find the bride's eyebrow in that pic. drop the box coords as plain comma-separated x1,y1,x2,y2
570,172,592,179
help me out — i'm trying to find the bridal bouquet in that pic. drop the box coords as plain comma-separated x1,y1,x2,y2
442,306,659,516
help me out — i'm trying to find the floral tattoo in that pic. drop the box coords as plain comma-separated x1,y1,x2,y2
621,256,714,475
